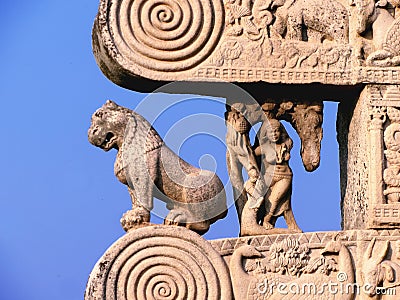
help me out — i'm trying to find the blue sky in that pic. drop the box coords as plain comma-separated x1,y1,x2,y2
1,1,340,299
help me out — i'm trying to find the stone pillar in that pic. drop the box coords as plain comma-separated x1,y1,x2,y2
338,87,370,230
368,106,386,211
339,85,400,230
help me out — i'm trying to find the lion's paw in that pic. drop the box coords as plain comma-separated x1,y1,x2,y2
164,208,193,226
120,207,151,232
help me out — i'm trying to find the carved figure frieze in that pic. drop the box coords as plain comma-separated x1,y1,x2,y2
230,236,355,299
88,100,227,234
221,0,351,71
93,0,400,87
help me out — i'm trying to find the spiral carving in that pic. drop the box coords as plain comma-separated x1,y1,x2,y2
85,226,232,300
110,0,224,72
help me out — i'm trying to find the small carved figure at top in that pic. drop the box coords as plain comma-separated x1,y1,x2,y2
88,100,227,234
225,0,259,36
354,0,400,66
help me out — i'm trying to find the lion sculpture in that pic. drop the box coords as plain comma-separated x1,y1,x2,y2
88,100,227,234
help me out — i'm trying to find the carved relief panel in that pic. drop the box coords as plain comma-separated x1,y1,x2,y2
93,0,400,89
368,85,400,227
210,230,400,299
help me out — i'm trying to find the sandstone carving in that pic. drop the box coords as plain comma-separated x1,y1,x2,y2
241,119,301,236
259,100,323,172
87,0,400,298
354,0,400,67
360,238,400,298
93,0,400,87
384,104,400,202
272,0,349,43
88,100,227,234
225,100,322,235
225,103,261,223
230,236,355,299
85,226,233,300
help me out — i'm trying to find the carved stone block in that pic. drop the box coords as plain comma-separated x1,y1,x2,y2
92,0,400,91
339,85,400,230
85,226,233,299
86,0,400,298
85,226,400,299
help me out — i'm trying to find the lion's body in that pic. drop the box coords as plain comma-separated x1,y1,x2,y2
88,100,227,234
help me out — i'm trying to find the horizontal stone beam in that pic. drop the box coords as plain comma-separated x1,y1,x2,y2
93,0,400,91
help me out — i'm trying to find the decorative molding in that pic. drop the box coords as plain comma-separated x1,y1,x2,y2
93,0,400,89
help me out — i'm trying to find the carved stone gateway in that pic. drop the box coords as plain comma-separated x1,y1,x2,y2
86,0,400,298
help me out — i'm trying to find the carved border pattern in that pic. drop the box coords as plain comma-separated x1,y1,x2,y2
210,229,400,256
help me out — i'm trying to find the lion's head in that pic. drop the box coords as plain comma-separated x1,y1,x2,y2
88,100,133,151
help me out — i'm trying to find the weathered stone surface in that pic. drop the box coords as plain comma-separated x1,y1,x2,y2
84,226,233,300
210,229,400,299
87,0,400,297
93,0,400,90
85,226,400,299
338,87,371,229
88,100,227,234
339,85,400,230
225,99,322,235
239,118,302,236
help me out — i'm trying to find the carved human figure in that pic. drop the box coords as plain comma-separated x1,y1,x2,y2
251,118,301,233
88,100,227,234
225,103,259,223
257,119,300,230
261,100,324,172
225,100,322,233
